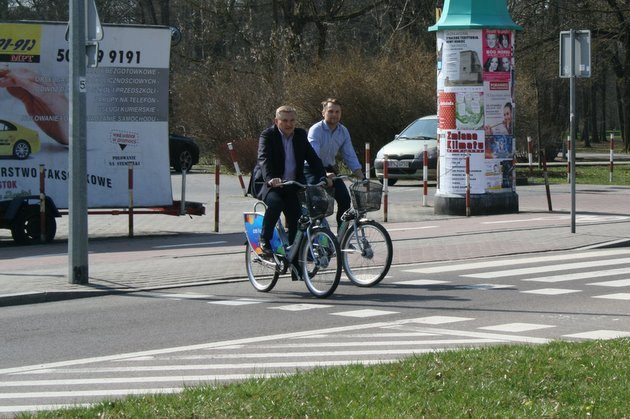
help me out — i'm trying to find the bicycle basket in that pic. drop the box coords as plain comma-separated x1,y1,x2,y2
300,185,334,219
350,180,383,212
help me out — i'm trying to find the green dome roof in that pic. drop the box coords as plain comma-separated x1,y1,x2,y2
429,0,522,31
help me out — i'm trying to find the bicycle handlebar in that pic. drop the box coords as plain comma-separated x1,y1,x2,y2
276,180,327,188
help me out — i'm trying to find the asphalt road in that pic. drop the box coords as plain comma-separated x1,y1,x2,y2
1,246,629,414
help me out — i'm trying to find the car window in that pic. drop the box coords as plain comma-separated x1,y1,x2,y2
398,118,437,140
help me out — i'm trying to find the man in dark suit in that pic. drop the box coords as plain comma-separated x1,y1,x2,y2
255,105,328,256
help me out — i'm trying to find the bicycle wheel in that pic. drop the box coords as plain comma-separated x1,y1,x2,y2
245,243,279,292
341,220,392,287
300,227,341,298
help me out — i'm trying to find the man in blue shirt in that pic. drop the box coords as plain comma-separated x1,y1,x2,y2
305,98,364,227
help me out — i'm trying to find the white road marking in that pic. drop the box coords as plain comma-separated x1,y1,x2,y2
411,316,474,325
522,267,630,283
478,323,555,333
169,349,441,360
157,293,214,300
153,241,227,249
331,309,398,318
269,304,333,311
404,248,630,274
392,279,450,285
208,298,265,306
388,226,439,231
458,284,515,290
463,258,630,279
587,278,630,287
521,288,581,295
0,388,187,400
564,330,630,340
0,404,92,414
253,339,498,349
592,293,630,300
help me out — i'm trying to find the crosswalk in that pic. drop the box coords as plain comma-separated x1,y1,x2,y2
1,247,629,415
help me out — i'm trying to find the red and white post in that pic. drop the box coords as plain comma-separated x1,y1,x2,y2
227,142,247,196
383,155,388,222
214,158,220,232
609,133,614,183
541,150,552,212
39,164,46,242
465,153,471,217
422,144,428,207
365,143,371,180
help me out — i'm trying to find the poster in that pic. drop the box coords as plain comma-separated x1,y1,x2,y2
436,28,515,195
0,22,172,207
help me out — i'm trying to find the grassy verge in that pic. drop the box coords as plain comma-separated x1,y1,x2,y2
29,338,629,418
524,164,630,186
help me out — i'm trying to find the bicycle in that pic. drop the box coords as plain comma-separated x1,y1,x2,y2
243,180,342,298
335,177,393,287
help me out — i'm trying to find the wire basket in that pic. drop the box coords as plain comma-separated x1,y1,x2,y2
300,185,334,219
350,181,383,212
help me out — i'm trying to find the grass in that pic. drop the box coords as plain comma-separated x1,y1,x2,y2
25,338,630,418
524,164,630,186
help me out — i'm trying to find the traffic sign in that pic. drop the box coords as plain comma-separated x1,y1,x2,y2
559,30,591,78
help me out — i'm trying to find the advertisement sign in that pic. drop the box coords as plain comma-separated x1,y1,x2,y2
0,22,172,208
436,28,515,195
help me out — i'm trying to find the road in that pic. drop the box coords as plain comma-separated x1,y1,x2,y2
1,246,629,414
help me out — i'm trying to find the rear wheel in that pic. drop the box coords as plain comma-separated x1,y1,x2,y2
10,205,56,245
173,149,193,172
378,177,398,186
245,243,279,292
300,226,341,298
13,140,31,160
341,220,392,287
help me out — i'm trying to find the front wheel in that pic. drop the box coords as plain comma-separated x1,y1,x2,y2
300,227,341,298
10,205,56,245
245,243,279,292
341,220,392,287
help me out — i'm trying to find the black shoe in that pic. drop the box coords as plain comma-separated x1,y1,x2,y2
259,238,273,258
291,270,303,281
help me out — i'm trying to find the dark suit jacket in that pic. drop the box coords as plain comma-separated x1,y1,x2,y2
252,125,326,200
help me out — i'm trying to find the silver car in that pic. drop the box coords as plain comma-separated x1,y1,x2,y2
374,115,438,186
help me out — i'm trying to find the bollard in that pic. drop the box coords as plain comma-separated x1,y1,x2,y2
365,143,371,180
610,133,614,183
383,155,388,222
39,164,46,242
541,150,553,212
465,154,471,217
422,144,428,207
227,142,247,196
128,162,134,238
527,136,533,175
566,135,571,183
214,158,220,232
180,168,187,215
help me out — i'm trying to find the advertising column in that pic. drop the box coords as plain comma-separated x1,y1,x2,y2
429,0,521,215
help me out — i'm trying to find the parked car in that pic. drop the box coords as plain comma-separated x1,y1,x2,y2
0,119,40,160
374,115,438,186
169,133,200,172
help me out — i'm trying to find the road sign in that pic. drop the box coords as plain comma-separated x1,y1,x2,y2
559,30,591,78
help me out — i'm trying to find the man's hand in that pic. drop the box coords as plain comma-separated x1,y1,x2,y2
352,168,365,180
267,178,282,188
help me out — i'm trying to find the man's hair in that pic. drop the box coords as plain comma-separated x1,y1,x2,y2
321,98,341,110
275,105,297,118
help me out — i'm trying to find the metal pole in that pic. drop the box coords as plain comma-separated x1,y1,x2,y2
214,159,220,232
180,168,187,215
128,162,134,238
541,150,552,212
382,155,388,222
227,142,247,196
465,153,471,217
569,29,576,233
609,132,614,183
69,0,89,284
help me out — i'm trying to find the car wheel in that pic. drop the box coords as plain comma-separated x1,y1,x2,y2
13,140,31,160
173,149,193,173
377,177,398,186
10,205,57,245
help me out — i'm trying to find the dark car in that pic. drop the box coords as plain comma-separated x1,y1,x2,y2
169,133,200,173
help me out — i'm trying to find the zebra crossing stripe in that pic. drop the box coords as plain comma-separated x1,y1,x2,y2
463,258,630,279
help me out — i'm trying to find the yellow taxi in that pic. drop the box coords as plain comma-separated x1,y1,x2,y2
0,119,40,160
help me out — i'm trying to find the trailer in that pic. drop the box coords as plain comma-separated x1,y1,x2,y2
0,21,203,244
